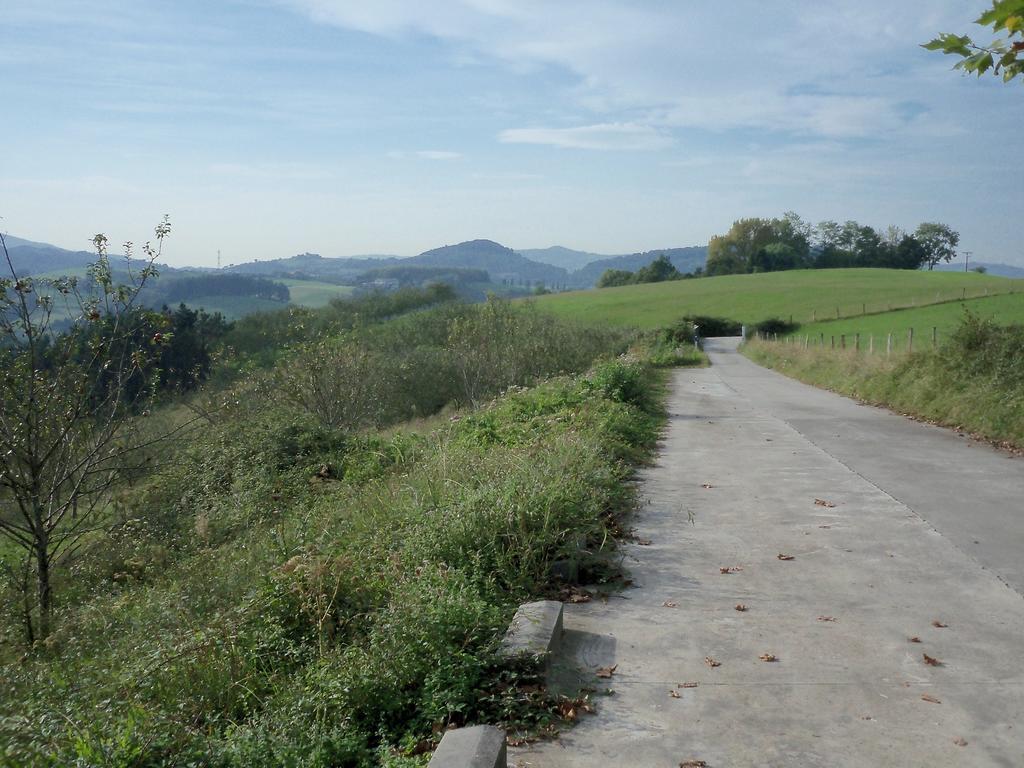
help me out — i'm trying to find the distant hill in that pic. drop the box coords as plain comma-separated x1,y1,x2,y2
228,241,568,287
412,240,567,286
3,243,96,276
1,234,175,277
516,246,611,272
568,247,708,288
935,262,1024,279
226,252,402,280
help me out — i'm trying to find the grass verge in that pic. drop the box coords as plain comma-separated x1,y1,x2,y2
744,313,1024,451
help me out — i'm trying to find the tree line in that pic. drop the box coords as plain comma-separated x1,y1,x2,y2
597,254,699,288
705,213,960,276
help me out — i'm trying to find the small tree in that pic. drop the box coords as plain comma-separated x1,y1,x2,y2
915,222,961,270
0,217,187,642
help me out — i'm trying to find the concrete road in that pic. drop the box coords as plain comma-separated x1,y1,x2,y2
511,340,1024,767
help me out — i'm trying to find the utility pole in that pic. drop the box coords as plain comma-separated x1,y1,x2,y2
963,250,973,273
217,249,222,270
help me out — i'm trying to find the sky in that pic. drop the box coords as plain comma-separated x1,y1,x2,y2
1,0,1021,268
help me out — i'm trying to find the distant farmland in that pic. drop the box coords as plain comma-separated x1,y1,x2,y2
531,269,1018,329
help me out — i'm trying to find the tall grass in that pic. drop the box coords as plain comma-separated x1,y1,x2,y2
745,313,1024,449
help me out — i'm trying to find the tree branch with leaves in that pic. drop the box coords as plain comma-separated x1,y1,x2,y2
924,0,1024,82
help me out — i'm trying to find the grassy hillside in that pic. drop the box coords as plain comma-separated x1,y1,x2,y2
533,269,1018,329
780,293,1024,351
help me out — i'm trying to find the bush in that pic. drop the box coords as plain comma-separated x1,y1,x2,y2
751,317,800,337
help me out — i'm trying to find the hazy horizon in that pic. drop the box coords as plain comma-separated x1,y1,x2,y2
3,1,1022,268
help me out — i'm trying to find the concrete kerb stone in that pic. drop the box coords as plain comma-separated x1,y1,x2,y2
427,725,506,768
425,602,561,766
499,600,564,670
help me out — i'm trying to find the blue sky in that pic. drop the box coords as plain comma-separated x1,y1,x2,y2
2,0,1021,267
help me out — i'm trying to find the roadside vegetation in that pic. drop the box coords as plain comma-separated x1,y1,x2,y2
1,229,706,765
745,312,1024,450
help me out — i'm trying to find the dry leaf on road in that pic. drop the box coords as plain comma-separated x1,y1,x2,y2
704,656,721,668
759,653,778,662
669,689,681,699
953,737,968,747
908,636,922,643
701,483,714,489
680,761,707,767
777,553,796,561
595,665,617,678
817,616,837,622
931,620,948,628
663,600,678,608
814,498,837,507
719,566,743,574
636,538,653,546
923,653,943,666
735,604,747,612
678,681,699,688
921,693,942,704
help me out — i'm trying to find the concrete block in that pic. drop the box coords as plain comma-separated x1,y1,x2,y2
499,600,564,660
428,725,506,768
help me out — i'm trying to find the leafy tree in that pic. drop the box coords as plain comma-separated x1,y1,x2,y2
915,222,961,270
633,254,681,283
924,0,1024,82
596,269,635,288
706,218,777,275
0,218,196,641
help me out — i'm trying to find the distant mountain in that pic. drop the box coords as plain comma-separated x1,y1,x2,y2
516,246,611,272
568,246,708,288
934,262,1024,279
412,240,567,286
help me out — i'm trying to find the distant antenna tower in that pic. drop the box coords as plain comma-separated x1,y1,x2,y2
217,249,222,270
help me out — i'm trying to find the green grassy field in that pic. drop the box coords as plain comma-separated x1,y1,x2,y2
532,269,1018,329
782,292,1024,352
279,278,354,307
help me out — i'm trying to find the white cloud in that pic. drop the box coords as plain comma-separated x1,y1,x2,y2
281,0,975,141
499,122,672,151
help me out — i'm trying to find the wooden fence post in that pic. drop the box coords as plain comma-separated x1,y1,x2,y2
932,327,937,348
855,333,860,351
908,327,914,353
887,333,892,356
831,336,835,350
868,334,874,354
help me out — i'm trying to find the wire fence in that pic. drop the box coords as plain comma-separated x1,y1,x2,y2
756,327,943,355
798,285,1015,325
